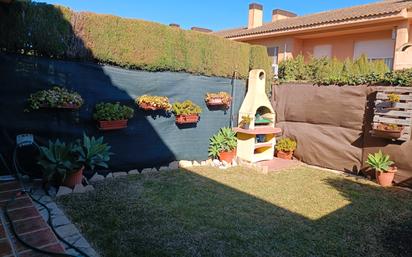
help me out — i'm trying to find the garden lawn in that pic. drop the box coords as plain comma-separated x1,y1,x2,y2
58,166,412,257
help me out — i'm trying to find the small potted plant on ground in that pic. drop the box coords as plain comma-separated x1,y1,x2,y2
373,123,404,139
275,138,297,160
204,92,232,108
172,100,202,124
384,93,401,110
93,102,134,131
38,133,112,188
28,86,84,110
366,150,397,187
208,127,237,164
136,95,172,111
239,115,252,129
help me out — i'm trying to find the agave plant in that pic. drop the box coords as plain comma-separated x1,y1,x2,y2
208,127,237,159
74,133,113,171
366,150,394,173
38,139,82,182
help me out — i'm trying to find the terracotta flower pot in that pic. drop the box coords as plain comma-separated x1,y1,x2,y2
206,98,231,108
219,149,237,164
373,125,404,139
139,102,168,111
98,119,128,131
63,166,84,188
375,166,397,187
276,150,293,160
39,103,81,110
175,114,199,124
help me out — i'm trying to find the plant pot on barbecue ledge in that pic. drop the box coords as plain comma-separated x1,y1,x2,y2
98,119,128,131
136,95,172,111
175,114,200,124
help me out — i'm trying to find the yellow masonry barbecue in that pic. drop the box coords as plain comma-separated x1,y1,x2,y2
234,69,281,163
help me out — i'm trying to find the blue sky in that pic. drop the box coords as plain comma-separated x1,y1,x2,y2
37,0,377,31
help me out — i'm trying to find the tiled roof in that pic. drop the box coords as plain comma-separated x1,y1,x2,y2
214,0,412,38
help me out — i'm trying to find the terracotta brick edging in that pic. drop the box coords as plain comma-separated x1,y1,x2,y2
0,181,66,257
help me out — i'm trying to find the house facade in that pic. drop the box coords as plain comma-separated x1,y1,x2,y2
214,0,412,70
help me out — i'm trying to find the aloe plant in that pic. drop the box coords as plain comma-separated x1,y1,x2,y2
208,127,237,158
74,133,113,171
38,133,113,183
38,140,82,182
366,150,394,173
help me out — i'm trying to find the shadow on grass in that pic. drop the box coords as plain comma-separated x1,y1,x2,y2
58,168,412,257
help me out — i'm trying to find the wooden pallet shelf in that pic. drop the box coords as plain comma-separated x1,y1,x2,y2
372,87,412,142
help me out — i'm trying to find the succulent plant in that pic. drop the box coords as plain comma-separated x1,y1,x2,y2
172,100,202,115
208,127,237,158
136,95,172,111
366,150,395,173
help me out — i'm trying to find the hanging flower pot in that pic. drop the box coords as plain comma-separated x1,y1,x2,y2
27,86,84,111
98,119,128,131
136,95,172,111
205,92,232,108
175,114,200,124
93,102,134,131
172,100,202,125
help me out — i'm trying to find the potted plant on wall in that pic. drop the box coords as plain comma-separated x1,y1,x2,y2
366,150,397,187
93,102,134,131
136,95,172,111
208,127,237,164
204,92,232,108
172,100,202,124
27,86,84,110
275,138,297,160
373,123,404,139
38,133,112,188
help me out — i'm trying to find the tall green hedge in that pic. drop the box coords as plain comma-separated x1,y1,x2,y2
0,1,271,79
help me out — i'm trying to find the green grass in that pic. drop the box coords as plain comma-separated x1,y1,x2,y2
58,166,412,257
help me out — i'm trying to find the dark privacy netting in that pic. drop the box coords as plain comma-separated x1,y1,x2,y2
0,53,246,171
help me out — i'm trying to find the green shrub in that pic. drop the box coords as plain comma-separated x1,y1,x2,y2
0,1,271,80
384,69,412,86
93,102,134,121
208,127,237,158
275,138,297,152
172,100,202,115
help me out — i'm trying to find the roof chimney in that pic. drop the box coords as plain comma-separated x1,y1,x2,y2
248,3,263,29
271,9,297,22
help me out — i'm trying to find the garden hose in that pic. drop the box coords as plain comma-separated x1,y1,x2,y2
3,141,92,257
